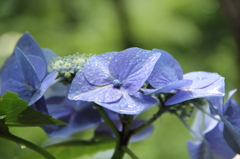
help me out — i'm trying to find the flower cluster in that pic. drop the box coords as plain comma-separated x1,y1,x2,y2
48,53,92,81
1,32,240,159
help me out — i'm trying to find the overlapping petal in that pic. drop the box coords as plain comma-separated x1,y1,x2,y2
147,49,183,88
68,70,122,102
96,91,157,115
83,52,117,86
187,109,235,159
15,48,41,90
109,48,161,95
165,74,225,105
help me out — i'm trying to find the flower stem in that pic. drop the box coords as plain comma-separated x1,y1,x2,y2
131,106,167,136
0,132,55,159
111,115,134,159
121,146,139,159
93,105,120,139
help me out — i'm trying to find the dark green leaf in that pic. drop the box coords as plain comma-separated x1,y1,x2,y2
0,92,67,127
20,139,116,159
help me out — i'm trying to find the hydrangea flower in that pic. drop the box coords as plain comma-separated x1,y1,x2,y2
208,90,240,154
0,32,58,114
187,109,235,159
165,71,225,105
68,47,160,115
143,49,192,95
45,84,101,138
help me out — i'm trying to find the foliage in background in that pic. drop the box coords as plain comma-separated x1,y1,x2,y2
0,0,238,158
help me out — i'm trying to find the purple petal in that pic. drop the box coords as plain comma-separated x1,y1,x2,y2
44,82,67,98
48,105,101,138
207,96,224,115
223,120,240,154
94,120,122,138
205,123,236,159
191,111,203,139
27,55,46,82
183,72,221,89
83,52,117,86
32,96,49,115
73,85,122,103
130,120,153,143
42,48,57,64
68,71,122,102
142,79,192,95
68,70,98,99
28,72,58,106
109,47,161,95
15,48,41,90
16,32,47,66
165,77,225,105
148,49,183,88
187,140,213,159
97,91,157,115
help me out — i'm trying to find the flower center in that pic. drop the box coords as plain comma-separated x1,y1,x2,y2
113,79,121,88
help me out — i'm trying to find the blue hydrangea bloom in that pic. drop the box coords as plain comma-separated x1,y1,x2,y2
142,49,192,95
187,109,235,159
45,84,101,138
68,48,161,115
208,90,240,154
0,32,58,115
165,71,225,105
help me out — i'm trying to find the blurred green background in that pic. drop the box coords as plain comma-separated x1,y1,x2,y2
0,0,239,158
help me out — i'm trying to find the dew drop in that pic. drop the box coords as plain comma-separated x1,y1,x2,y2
17,144,26,149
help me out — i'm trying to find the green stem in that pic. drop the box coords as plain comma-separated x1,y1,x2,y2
111,115,134,159
131,106,167,136
121,146,139,159
93,105,120,139
174,113,203,141
0,132,55,159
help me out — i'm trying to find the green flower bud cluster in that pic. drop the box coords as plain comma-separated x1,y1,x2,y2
168,101,195,120
48,52,92,81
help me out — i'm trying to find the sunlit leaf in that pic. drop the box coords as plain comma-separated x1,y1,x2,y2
20,138,116,159
0,91,67,126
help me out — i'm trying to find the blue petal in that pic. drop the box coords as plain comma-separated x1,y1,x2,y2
187,140,214,159
68,71,122,102
148,49,183,88
97,91,157,115
32,96,49,115
83,52,117,86
223,121,240,154
68,70,98,99
165,77,225,105
183,72,221,89
41,48,57,64
27,55,46,82
72,85,122,103
15,48,41,90
28,72,58,106
222,91,240,153
207,96,224,115
130,120,153,143
205,123,236,159
16,32,47,66
109,47,161,95
48,104,101,138
142,79,192,95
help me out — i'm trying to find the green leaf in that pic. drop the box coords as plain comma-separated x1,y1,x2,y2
20,139,116,159
0,91,67,127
